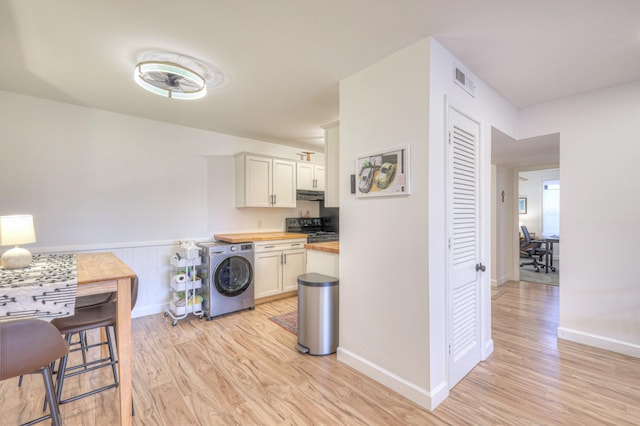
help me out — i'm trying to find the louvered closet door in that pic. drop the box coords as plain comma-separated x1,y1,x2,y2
447,107,482,388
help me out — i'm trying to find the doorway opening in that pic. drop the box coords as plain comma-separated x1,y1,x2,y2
489,127,560,287
518,169,560,286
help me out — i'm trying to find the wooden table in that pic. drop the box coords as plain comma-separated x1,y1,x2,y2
76,252,135,426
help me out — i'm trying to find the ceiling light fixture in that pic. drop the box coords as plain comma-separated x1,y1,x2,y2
133,51,225,100
134,61,207,100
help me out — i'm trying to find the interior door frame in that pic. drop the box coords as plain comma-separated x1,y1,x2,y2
444,99,493,389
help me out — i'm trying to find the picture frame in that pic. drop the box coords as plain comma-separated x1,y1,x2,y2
355,146,410,198
519,197,527,214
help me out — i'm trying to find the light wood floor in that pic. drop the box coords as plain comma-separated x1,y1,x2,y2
3,281,639,425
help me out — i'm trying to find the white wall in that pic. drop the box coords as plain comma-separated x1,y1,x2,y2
492,165,516,286
338,38,432,407
0,90,322,316
338,37,519,410
519,81,640,356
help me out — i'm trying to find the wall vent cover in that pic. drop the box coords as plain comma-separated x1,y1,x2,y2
454,66,476,97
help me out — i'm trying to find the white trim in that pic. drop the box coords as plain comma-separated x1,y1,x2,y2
482,338,495,360
133,302,168,319
337,347,448,411
494,274,512,286
557,327,640,358
30,238,210,254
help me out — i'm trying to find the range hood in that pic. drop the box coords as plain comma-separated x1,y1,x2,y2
296,189,324,201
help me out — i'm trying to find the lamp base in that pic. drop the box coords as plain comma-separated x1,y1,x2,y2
1,246,33,269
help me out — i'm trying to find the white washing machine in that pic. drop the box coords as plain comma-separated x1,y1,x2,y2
197,241,255,319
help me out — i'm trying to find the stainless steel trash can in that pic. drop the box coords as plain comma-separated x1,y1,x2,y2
296,273,339,356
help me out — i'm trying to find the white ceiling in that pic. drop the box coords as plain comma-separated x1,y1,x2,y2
2,0,640,156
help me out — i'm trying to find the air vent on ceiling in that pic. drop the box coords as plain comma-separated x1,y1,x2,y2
454,65,476,97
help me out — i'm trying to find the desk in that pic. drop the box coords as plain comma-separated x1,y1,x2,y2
76,253,135,426
544,238,559,273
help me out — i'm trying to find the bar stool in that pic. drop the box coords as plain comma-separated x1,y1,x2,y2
51,275,138,405
0,319,69,425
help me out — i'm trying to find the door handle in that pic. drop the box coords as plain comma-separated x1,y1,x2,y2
475,263,486,272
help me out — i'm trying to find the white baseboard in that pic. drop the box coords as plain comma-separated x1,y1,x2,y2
133,303,168,319
482,338,494,360
491,274,512,287
336,347,449,411
557,327,640,358
497,274,511,285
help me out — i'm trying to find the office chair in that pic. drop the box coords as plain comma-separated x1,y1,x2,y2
1,319,69,425
519,226,545,272
51,275,138,406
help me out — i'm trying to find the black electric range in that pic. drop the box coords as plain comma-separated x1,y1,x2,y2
285,217,339,243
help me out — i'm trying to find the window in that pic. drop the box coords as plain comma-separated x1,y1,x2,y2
542,180,560,237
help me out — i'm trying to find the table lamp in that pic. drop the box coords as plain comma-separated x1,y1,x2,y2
0,215,37,269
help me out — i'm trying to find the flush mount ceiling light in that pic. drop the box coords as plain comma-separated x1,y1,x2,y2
133,52,225,100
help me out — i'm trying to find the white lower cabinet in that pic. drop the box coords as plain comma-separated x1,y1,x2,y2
254,239,306,299
306,249,339,277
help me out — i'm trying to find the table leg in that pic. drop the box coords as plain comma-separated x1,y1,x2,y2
545,240,550,273
116,277,133,426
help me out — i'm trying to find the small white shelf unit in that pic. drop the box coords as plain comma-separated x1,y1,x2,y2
165,254,204,326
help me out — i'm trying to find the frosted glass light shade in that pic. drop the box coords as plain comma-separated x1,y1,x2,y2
134,61,207,100
0,215,36,245
0,215,36,269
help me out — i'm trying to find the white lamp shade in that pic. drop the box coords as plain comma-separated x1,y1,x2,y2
0,215,36,246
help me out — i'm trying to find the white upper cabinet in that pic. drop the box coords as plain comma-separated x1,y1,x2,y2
235,153,297,208
297,162,325,191
272,158,297,207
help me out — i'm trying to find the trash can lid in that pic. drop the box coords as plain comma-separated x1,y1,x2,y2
297,272,339,287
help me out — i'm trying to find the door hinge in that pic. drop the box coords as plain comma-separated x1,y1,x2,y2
448,130,452,145
448,238,452,250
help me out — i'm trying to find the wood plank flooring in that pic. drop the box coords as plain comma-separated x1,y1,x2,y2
2,281,639,425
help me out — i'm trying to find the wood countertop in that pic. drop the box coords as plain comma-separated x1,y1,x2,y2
304,241,340,254
214,232,308,243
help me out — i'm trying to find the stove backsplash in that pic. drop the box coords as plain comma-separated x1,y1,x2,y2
319,203,339,234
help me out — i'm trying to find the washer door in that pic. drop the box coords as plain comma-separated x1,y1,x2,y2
213,256,253,297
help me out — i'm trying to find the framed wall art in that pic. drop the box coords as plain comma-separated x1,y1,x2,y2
519,197,527,214
355,146,410,198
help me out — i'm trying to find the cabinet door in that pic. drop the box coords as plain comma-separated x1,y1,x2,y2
254,251,283,298
297,162,315,190
282,249,306,292
314,165,325,191
273,159,297,207
306,249,339,277
245,156,273,207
